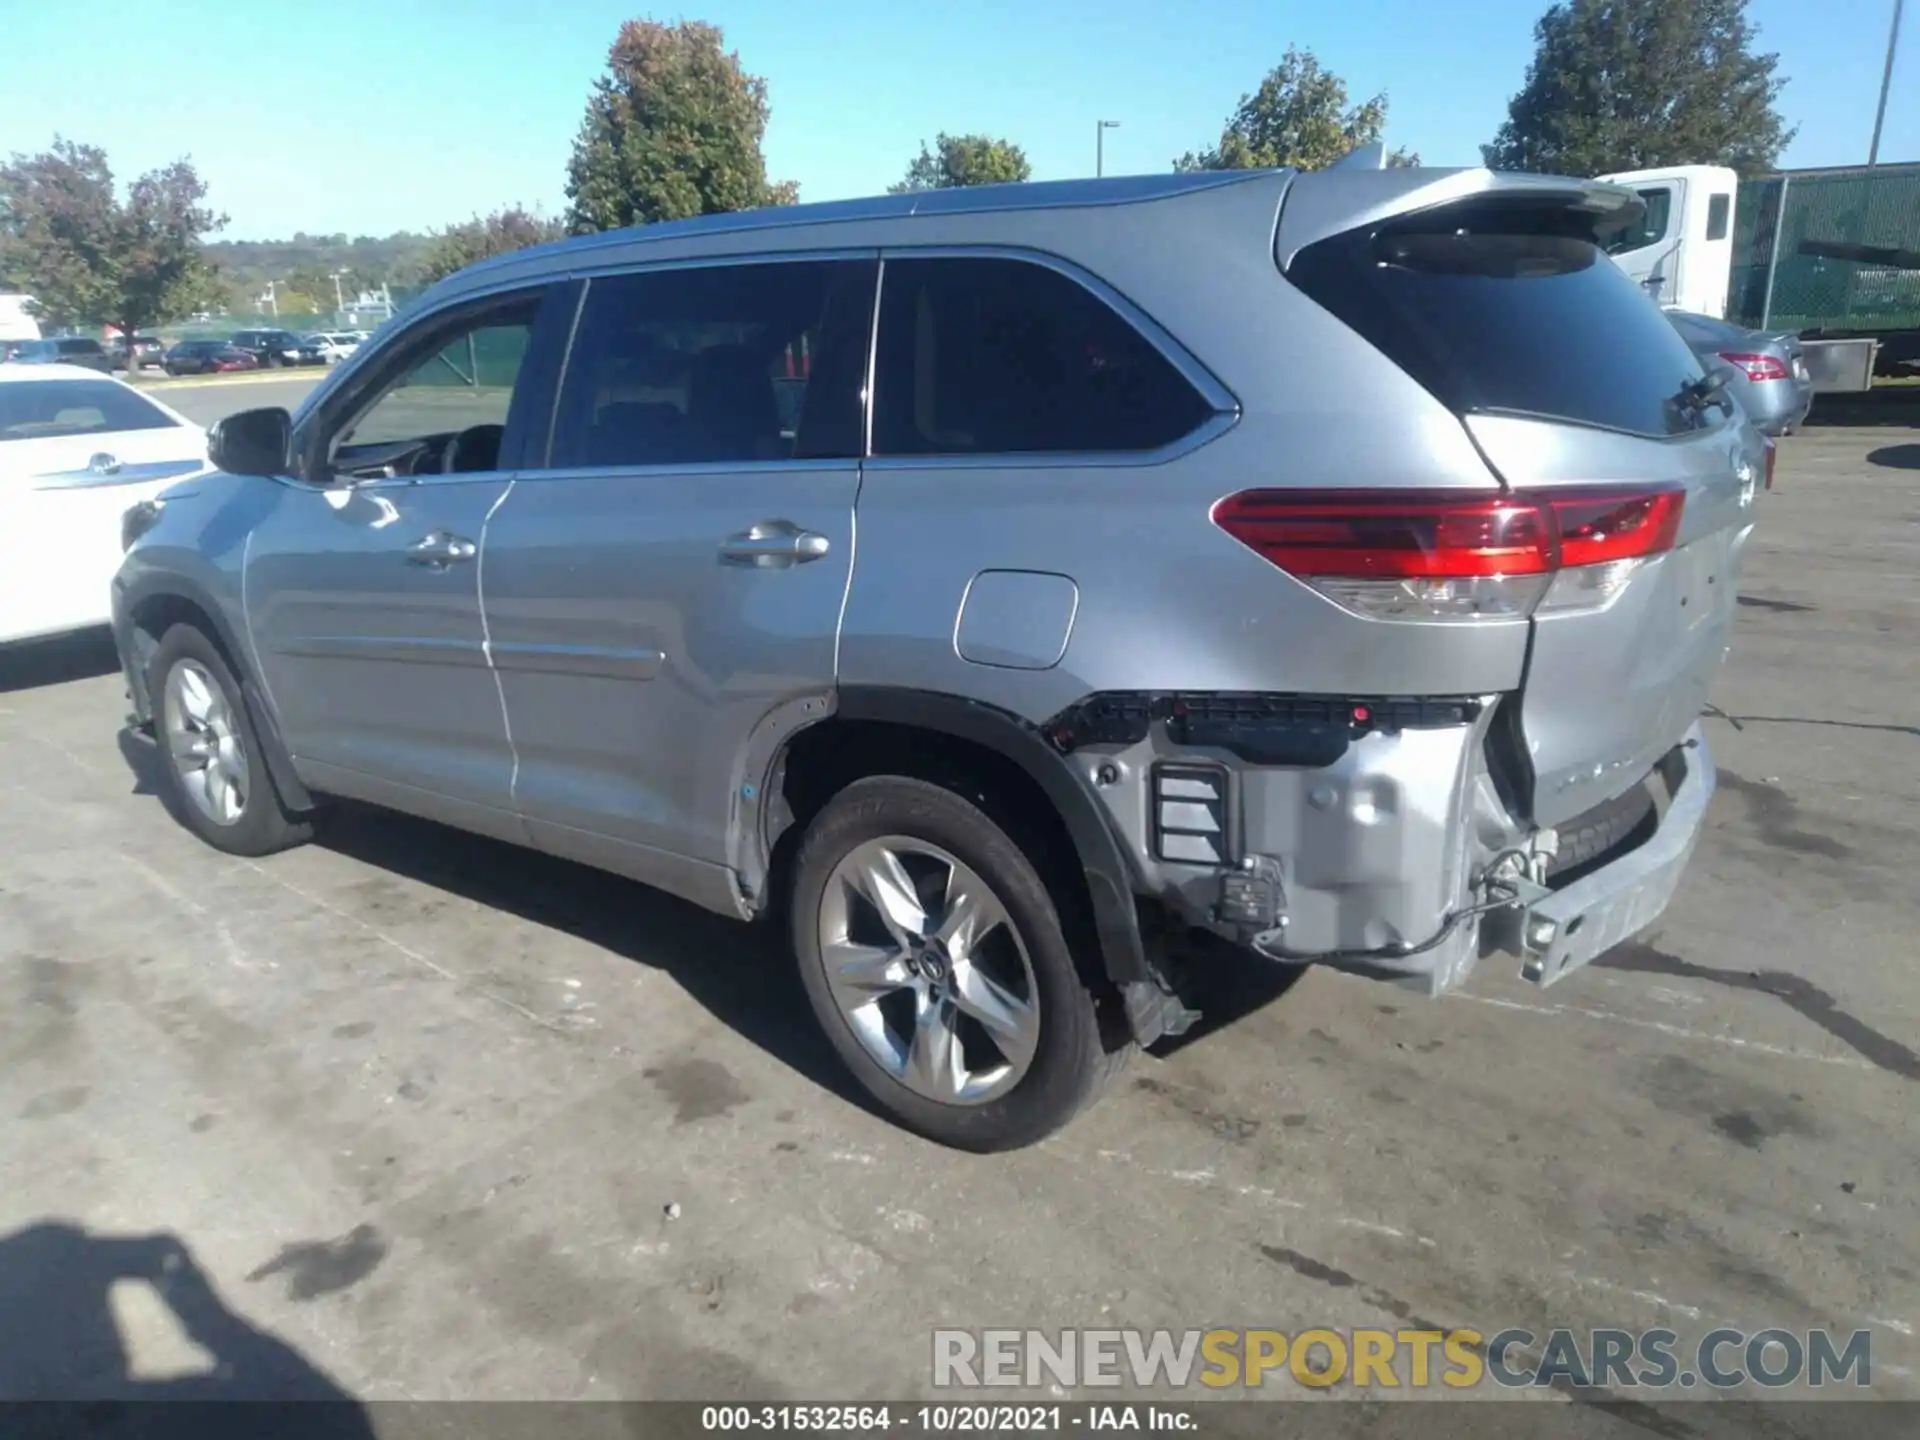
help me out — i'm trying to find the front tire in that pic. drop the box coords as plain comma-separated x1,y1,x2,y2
149,624,312,857
791,776,1121,1150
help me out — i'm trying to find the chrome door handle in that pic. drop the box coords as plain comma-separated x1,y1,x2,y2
406,531,478,569
719,521,831,569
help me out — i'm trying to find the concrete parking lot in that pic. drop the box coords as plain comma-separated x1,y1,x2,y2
1,410,1915,1423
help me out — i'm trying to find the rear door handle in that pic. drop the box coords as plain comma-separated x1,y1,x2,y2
719,520,831,569
407,530,478,569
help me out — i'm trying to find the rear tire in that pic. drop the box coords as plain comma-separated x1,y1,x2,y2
791,776,1122,1151
148,624,312,857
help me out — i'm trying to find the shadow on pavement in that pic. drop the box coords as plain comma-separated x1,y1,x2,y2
1866,442,1920,470
1804,388,1920,427
308,799,882,1116
112,729,1310,1106
118,720,877,1118
0,1221,373,1436
0,628,121,694
1147,929,1307,1056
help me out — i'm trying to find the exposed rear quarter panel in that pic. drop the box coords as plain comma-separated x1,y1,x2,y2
1467,413,1760,826
840,180,1531,721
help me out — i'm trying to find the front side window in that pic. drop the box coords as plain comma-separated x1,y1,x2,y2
0,379,179,441
1605,188,1675,254
870,256,1213,457
549,259,874,469
326,297,540,476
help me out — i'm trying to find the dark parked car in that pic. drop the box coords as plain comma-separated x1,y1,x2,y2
163,340,261,377
228,328,326,368
6,337,113,373
110,334,168,371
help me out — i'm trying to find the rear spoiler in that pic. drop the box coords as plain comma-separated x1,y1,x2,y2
1274,167,1646,267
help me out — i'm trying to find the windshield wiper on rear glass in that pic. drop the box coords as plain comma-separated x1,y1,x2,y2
1673,368,1731,423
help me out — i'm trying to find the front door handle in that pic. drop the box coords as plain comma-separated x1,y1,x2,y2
406,530,478,570
719,520,831,569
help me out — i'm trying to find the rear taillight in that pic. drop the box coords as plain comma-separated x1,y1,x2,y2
1212,487,1685,623
1719,351,1790,382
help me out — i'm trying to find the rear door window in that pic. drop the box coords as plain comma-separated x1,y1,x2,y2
549,259,875,469
1287,212,1708,438
870,256,1213,456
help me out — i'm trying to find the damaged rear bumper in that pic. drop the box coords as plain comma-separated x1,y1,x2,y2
1493,726,1715,986
1250,724,1715,993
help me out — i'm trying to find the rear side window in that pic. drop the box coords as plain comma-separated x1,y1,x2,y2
870,257,1213,457
551,259,874,468
1706,194,1731,241
0,379,179,441
1288,216,1708,438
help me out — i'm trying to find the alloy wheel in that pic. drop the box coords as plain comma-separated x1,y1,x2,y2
815,836,1041,1105
162,659,250,826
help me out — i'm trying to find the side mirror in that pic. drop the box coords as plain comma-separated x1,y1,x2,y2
207,407,293,477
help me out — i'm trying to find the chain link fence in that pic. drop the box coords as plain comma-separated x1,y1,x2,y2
1729,163,1920,335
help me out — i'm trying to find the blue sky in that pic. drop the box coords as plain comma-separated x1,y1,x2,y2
0,0,1911,238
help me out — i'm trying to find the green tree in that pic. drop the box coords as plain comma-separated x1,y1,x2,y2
1176,48,1416,172
1484,0,1794,176
888,134,1032,193
564,19,796,234
415,205,565,285
0,139,225,339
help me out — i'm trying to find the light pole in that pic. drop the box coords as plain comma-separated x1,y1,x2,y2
330,269,348,322
1869,0,1905,166
1096,119,1120,177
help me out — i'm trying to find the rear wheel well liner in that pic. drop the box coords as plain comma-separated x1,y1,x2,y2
767,687,1154,1018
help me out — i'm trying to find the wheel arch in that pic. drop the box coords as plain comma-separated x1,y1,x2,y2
118,573,314,813
761,686,1178,1045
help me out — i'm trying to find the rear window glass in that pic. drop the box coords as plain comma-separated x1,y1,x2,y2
0,379,180,441
1288,217,1708,438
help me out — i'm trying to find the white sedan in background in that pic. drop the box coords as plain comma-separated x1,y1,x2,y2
1,364,210,644
306,332,362,363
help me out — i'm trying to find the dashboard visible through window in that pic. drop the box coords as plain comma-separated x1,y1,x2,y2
325,299,539,479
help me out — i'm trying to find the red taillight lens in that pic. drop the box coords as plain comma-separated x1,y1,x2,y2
1207,491,1553,579
1213,486,1686,622
1719,351,1790,382
1550,489,1686,567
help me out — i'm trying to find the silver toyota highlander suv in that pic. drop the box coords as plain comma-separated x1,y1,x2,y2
112,167,1759,1150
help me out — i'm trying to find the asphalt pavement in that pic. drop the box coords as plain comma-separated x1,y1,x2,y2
141,370,327,426
0,420,1914,1420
